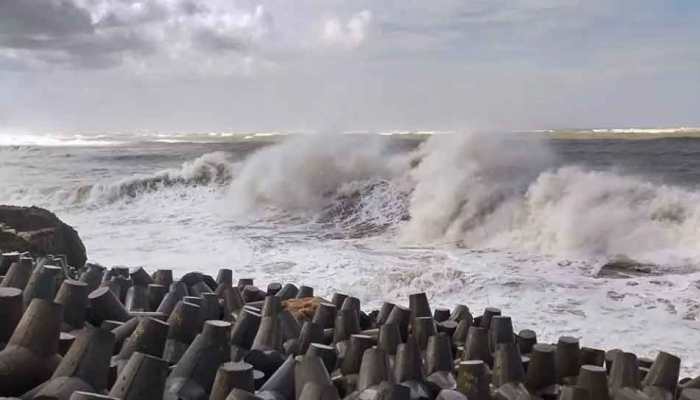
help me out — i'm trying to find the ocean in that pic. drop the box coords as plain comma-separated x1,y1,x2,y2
2,132,700,374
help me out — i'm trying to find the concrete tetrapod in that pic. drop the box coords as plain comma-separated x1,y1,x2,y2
642,351,680,393
163,301,202,364
525,343,556,393
108,352,169,400
128,267,153,287
0,287,23,347
452,319,471,350
378,322,402,357
257,356,296,400
69,392,118,400
114,316,169,374
489,316,515,353
23,265,63,307
294,354,334,400
54,279,88,332
124,286,148,312
610,352,642,395
340,335,374,376
385,306,410,342
88,287,130,325
464,326,493,367
555,336,581,383
356,347,392,392
295,322,323,356
577,364,610,400
152,269,174,288
31,326,115,400
393,336,423,380
305,344,337,375
426,333,454,376
156,282,188,316
225,389,262,400
0,299,63,396
147,284,168,312
515,330,537,355
681,389,700,400
333,309,361,345
297,382,340,400
408,293,432,322
79,264,105,294
580,347,605,367
457,360,490,400
164,320,232,400
480,307,501,330
296,285,314,299
311,303,337,330
492,342,525,388
375,302,395,327
413,317,436,351
209,361,255,400
230,307,262,354
0,256,34,290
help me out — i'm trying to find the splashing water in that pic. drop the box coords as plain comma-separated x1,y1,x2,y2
3,133,700,373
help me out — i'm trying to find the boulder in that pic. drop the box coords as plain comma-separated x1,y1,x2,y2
0,206,86,269
596,256,658,279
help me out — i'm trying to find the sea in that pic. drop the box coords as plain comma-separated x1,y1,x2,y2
2,130,700,374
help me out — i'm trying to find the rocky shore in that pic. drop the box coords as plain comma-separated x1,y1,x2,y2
0,207,699,400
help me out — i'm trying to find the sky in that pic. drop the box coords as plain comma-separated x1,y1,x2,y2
0,0,699,134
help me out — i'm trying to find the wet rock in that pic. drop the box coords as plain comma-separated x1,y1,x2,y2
596,257,659,279
0,205,86,269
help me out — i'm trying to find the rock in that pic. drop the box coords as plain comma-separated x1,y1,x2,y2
0,206,86,269
596,256,658,279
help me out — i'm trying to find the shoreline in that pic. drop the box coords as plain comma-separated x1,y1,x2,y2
1,255,698,398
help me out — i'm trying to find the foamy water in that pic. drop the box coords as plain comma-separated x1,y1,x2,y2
2,133,700,374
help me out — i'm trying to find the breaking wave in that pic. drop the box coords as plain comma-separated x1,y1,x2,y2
59,152,235,205
12,132,700,263
224,133,700,263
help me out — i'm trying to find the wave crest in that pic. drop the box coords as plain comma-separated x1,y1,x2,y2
63,152,234,205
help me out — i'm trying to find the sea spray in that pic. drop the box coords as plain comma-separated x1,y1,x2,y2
400,132,553,245
514,166,700,261
401,133,700,263
6,133,700,263
226,134,410,214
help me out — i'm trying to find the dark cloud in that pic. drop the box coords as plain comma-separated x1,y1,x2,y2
0,0,256,70
95,2,169,28
191,28,248,52
0,0,94,37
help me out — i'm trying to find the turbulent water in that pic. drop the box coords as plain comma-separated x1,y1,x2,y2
2,132,700,373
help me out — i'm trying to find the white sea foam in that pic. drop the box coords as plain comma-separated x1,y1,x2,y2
3,134,700,373
54,152,236,205
226,134,410,213
0,133,122,147
400,133,700,264
590,127,700,134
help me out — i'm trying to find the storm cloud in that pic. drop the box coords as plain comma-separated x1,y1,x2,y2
0,0,698,133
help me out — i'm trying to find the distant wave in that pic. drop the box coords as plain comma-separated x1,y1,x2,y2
589,127,700,134
57,152,235,205
0,133,123,147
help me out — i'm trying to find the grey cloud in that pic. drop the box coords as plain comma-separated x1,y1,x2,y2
0,0,94,37
0,0,258,70
191,29,248,52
